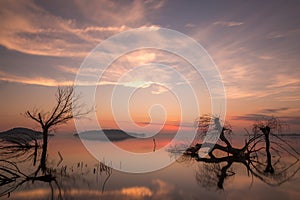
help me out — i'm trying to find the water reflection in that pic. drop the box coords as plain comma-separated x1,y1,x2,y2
176,116,300,190
1,117,300,199
0,132,112,199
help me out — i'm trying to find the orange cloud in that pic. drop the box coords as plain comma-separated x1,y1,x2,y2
0,71,72,86
0,0,164,57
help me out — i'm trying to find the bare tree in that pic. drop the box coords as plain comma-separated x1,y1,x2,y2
25,86,89,171
183,115,300,190
26,86,88,138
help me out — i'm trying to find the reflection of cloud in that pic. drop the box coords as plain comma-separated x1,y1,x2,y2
151,179,174,197
12,178,180,200
121,187,152,197
12,189,51,199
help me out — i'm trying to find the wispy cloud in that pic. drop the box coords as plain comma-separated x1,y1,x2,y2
0,1,91,57
213,21,244,27
56,65,78,75
185,23,196,28
232,114,300,126
267,75,300,89
267,29,300,39
0,0,163,57
259,107,289,114
258,55,273,60
232,114,277,121
0,70,73,86
191,14,300,102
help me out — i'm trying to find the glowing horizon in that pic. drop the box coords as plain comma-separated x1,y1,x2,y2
0,1,299,133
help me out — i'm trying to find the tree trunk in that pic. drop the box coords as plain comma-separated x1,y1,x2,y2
218,161,233,189
262,126,274,173
40,128,48,173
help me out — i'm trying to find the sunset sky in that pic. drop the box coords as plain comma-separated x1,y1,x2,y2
0,0,299,133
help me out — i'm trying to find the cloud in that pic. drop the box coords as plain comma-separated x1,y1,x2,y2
126,52,157,65
191,16,300,101
144,0,166,10
56,65,78,75
213,21,244,27
258,55,273,60
231,114,271,121
89,48,207,93
232,114,300,126
259,107,289,114
267,29,300,39
1,0,299,106
0,70,73,86
267,75,300,89
273,95,300,102
137,120,193,128
56,65,103,78
0,1,92,57
0,0,163,57
185,23,196,28
74,25,128,33
73,0,148,26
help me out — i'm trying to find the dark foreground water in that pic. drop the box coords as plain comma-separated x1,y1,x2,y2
1,133,300,200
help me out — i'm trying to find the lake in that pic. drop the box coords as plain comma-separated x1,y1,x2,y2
1,132,300,200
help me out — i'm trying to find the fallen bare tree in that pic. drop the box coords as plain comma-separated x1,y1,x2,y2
183,115,300,189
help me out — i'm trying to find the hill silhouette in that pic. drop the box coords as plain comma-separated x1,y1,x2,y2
74,129,144,141
0,127,43,143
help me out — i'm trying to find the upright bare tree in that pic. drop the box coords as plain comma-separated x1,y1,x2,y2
25,86,89,171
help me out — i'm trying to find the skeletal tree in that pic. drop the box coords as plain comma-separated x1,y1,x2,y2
183,115,299,190
25,86,89,171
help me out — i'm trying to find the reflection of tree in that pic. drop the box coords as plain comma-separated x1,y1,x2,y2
195,163,235,190
0,136,112,199
0,132,40,165
184,115,300,190
0,130,64,198
94,162,113,194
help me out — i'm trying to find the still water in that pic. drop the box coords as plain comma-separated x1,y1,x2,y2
1,133,300,200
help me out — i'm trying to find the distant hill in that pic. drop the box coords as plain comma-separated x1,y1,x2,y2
74,129,144,141
0,127,43,143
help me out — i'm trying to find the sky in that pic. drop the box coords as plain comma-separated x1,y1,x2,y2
0,0,300,133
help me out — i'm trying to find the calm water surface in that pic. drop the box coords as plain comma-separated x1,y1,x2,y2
1,134,300,200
